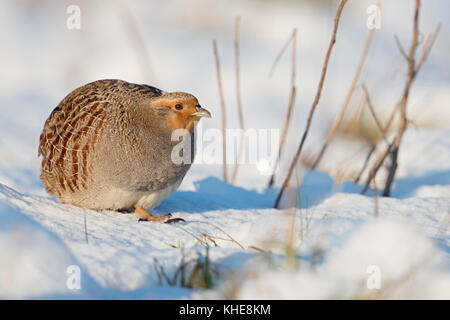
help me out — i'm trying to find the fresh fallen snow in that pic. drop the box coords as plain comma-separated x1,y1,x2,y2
0,165,449,298
233,219,450,300
0,128,449,299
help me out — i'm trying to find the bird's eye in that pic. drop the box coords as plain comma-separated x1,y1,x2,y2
175,104,183,110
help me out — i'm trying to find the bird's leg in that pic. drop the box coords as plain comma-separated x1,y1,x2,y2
134,206,185,224
135,206,171,222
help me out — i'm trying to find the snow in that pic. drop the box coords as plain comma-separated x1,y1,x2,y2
1,159,448,298
0,201,99,299
234,219,450,300
0,0,449,299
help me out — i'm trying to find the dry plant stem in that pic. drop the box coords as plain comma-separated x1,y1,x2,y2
362,84,388,142
285,206,298,268
248,246,266,253
204,221,245,250
84,211,88,244
361,141,394,194
190,220,245,250
231,16,245,185
361,3,439,194
274,0,348,209
212,39,228,182
359,102,400,190
373,181,379,218
394,35,408,60
354,144,376,184
268,29,297,188
269,29,297,78
416,23,441,72
354,101,398,184
120,6,156,83
268,87,296,188
312,23,375,170
383,0,421,196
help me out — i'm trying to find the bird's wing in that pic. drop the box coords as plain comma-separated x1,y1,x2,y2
38,79,164,193
38,79,164,158
38,98,112,193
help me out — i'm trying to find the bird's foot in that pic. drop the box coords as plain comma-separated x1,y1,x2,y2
134,206,185,224
165,217,186,224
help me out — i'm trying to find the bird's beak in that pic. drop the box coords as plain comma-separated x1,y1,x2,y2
192,107,212,118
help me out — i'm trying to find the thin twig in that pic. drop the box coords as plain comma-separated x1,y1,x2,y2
373,180,379,218
269,29,297,78
362,0,432,196
268,29,297,188
357,101,399,188
383,0,423,196
416,23,441,72
394,35,408,60
248,246,267,253
311,18,376,170
361,141,394,194
185,220,245,250
199,221,245,250
354,101,399,184
354,144,376,184
231,16,245,185
274,0,348,208
212,39,228,182
84,211,88,244
362,84,388,142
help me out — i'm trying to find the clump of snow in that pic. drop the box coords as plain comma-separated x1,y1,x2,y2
0,201,100,299
1,173,448,299
234,219,450,299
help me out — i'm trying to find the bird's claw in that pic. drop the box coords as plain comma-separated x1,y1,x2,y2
165,218,186,224
137,212,184,224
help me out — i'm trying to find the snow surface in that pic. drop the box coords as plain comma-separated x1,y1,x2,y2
0,0,449,299
1,127,449,299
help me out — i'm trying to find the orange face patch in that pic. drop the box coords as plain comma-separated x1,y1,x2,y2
153,98,203,132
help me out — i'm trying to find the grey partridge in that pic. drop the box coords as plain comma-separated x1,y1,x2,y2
38,79,211,222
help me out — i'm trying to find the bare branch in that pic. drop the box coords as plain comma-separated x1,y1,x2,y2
269,29,297,78
356,100,399,186
268,29,297,188
231,16,245,185
361,141,394,195
416,23,441,72
354,144,376,184
394,35,408,60
84,211,88,244
274,0,348,208
383,0,422,196
362,84,388,142
311,17,376,170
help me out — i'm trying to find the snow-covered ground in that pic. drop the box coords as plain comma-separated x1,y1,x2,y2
0,0,449,299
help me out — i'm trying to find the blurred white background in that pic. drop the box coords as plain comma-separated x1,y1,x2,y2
0,0,449,193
